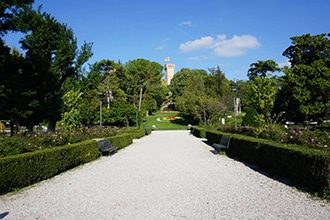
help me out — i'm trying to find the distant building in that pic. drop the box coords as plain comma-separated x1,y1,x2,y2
164,63,175,85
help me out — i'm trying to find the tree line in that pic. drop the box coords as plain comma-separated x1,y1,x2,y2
169,33,330,127
1,1,329,134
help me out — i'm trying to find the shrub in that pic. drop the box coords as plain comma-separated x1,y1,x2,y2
194,127,330,193
0,140,99,194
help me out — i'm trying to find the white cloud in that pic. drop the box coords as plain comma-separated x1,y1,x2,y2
278,60,291,68
179,34,260,57
179,36,214,52
155,44,166,50
187,55,209,61
179,21,193,27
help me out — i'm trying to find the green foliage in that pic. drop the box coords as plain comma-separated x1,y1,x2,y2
244,77,279,124
242,108,262,127
107,133,133,149
0,136,32,157
0,0,34,34
61,90,83,131
102,102,137,127
281,33,330,122
0,127,121,157
194,127,330,193
0,140,100,194
169,68,207,100
247,60,281,80
0,129,138,194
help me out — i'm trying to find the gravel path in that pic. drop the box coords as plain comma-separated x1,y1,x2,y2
1,130,330,219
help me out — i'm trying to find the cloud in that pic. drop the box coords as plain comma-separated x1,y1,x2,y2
179,34,260,57
155,44,166,50
278,60,291,68
179,21,193,27
155,38,171,50
179,36,214,52
187,55,209,61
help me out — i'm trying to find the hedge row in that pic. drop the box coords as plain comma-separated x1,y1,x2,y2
0,132,139,194
192,126,330,193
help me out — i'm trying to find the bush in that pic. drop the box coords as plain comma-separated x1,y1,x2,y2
242,108,262,127
194,127,330,193
0,140,99,194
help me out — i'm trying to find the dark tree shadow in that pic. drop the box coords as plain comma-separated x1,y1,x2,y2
199,139,310,192
0,212,9,219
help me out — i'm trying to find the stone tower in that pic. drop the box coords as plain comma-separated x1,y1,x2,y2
164,63,175,85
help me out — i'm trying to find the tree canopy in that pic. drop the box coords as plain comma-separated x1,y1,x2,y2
280,33,330,122
247,60,280,80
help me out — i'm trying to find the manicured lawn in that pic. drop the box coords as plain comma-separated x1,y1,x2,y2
143,111,189,130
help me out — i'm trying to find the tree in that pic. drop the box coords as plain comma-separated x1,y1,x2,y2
0,0,34,35
176,74,207,124
244,76,279,124
247,60,280,80
281,33,330,122
61,90,83,131
19,9,92,130
206,66,230,101
125,59,164,114
169,68,208,101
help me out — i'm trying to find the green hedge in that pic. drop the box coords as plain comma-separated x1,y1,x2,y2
191,126,207,138
0,132,137,194
0,140,99,194
194,127,330,193
107,133,133,150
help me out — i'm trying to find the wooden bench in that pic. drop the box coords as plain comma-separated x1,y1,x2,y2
96,139,118,156
212,135,231,153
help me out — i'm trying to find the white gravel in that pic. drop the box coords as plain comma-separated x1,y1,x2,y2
1,130,330,219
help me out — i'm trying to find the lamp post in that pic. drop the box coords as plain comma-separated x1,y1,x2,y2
135,105,139,127
98,92,104,128
203,105,206,124
232,88,237,129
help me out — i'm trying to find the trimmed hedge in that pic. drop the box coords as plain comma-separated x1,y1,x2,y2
0,140,99,194
107,133,133,150
194,126,330,193
191,126,207,138
0,132,137,194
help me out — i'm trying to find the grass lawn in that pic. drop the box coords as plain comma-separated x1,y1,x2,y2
142,111,189,130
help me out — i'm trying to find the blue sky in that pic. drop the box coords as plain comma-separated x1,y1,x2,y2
4,0,329,80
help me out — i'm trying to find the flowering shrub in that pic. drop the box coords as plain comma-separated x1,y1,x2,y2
216,124,330,150
0,126,120,157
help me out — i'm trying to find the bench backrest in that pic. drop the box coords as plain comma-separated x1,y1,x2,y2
220,135,231,147
97,139,112,150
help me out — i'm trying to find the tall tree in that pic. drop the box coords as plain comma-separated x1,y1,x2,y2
281,33,330,122
19,9,93,130
0,0,34,35
244,76,279,124
247,60,280,80
169,68,208,101
176,74,207,124
125,58,164,114
206,66,230,100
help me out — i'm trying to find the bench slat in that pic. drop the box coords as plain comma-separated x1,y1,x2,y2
212,135,231,153
97,139,118,156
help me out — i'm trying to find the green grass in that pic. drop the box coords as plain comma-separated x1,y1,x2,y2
143,111,189,130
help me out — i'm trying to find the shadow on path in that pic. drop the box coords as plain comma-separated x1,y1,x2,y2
0,212,9,219
201,139,306,192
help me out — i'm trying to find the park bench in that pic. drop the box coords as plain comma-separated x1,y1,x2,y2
96,139,118,156
144,125,156,135
212,135,231,153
